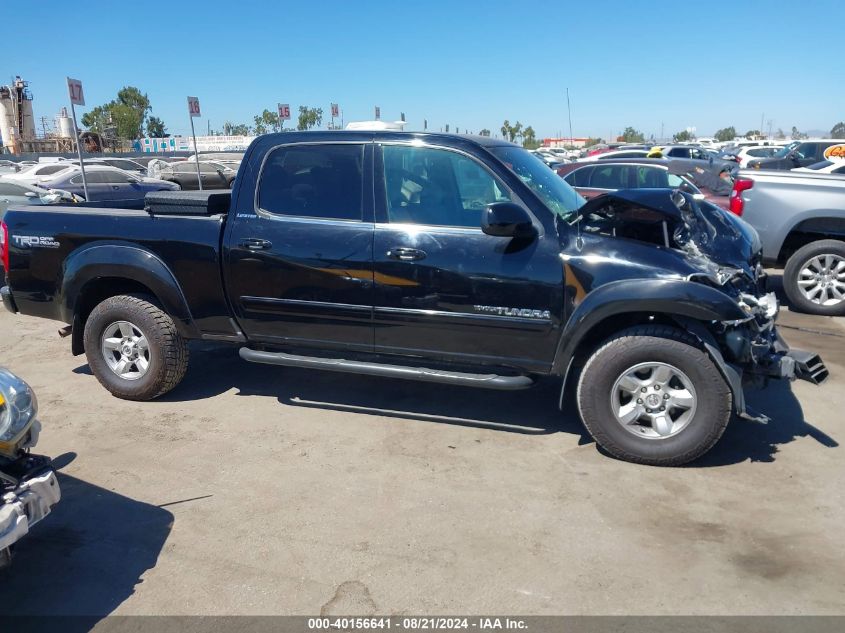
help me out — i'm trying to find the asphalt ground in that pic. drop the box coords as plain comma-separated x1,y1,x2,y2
1,292,843,618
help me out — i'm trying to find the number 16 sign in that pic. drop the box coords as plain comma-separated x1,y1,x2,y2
187,96,201,117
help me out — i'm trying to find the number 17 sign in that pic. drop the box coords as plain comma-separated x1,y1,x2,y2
67,78,85,106
187,96,201,117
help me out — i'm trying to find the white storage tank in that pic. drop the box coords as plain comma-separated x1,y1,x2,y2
0,88,14,148
56,107,74,138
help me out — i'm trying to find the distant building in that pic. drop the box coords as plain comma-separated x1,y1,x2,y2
542,137,590,148
132,135,255,153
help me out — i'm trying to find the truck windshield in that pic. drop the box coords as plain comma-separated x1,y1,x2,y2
489,146,584,219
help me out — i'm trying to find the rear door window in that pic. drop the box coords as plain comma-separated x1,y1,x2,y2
636,167,669,188
258,144,364,221
589,165,628,189
565,166,594,187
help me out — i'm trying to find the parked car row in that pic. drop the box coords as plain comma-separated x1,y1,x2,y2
0,151,243,204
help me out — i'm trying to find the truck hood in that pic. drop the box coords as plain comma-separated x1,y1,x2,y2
574,189,761,274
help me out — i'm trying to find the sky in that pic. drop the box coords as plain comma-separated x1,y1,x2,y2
7,0,845,141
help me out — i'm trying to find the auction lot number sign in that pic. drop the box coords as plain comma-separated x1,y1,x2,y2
187,96,201,118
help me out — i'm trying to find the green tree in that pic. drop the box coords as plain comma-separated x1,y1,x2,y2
80,105,111,134
714,127,736,142
478,129,491,137
146,116,167,138
791,126,802,140
500,120,523,143
80,86,153,140
830,122,845,139
621,126,645,143
585,137,604,147
223,122,252,136
521,125,539,149
297,106,323,131
673,129,693,143
775,128,786,139
253,109,280,135
744,129,762,139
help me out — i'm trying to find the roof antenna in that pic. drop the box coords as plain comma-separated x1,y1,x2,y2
567,87,584,250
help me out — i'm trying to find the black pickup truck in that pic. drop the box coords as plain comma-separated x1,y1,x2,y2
0,131,827,465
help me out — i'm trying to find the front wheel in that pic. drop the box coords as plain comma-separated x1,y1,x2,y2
576,325,732,466
783,240,845,316
83,294,189,400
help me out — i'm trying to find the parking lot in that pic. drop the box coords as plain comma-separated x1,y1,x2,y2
1,276,843,617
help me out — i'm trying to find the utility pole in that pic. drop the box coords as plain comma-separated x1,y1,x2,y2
39,116,50,138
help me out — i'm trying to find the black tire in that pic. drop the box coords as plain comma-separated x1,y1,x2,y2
576,325,732,466
83,294,189,401
783,239,845,316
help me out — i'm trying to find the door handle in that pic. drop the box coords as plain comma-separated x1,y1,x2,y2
387,247,426,261
240,238,273,250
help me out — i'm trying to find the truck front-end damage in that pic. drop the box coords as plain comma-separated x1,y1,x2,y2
0,368,60,568
679,230,829,422
573,188,828,423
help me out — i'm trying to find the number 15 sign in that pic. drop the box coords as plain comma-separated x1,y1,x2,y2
187,96,201,118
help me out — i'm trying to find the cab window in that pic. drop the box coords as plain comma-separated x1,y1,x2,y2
382,145,511,227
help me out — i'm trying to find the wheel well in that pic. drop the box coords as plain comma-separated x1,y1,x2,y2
557,311,711,410
568,311,681,370
778,220,845,264
71,277,158,355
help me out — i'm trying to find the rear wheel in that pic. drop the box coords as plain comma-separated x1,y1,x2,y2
576,325,732,466
783,240,845,316
83,294,189,400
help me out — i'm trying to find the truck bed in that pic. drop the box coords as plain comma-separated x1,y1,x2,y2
1,202,235,337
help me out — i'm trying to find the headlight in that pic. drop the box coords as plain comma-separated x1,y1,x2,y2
0,367,38,448
689,267,743,287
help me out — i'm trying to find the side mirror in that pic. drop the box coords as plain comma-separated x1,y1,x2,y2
481,201,536,239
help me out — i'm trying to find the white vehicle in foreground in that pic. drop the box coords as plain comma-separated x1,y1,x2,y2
579,149,651,161
0,368,61,568
731,145,783,167
793,160,845,175
2,162,74,186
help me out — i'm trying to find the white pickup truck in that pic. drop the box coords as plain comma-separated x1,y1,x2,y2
731,168,845,315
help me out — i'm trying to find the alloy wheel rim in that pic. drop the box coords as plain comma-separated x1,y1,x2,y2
101,320,151,380
797,254,845,306
610,362,697,440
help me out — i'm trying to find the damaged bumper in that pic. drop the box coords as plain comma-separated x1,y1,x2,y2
0,454,60,567
680,288,828,423
781,349,829,384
